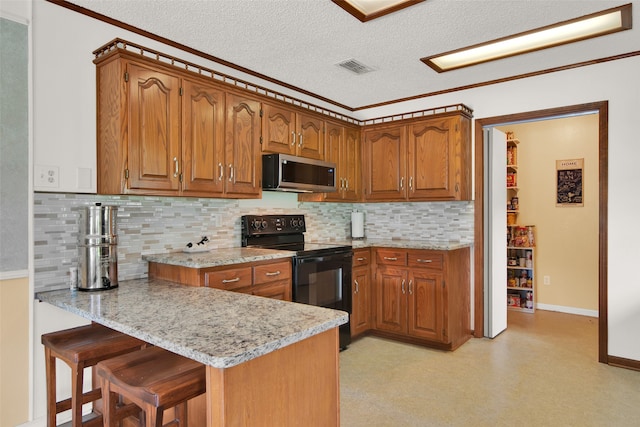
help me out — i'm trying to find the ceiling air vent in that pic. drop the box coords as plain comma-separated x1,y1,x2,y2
336,58,376,75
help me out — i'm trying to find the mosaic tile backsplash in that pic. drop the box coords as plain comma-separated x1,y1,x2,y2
34,193,473,292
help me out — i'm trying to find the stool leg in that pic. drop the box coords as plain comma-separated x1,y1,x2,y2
44,347,57,427
70,364,84,427
100,377,115,427
173,402,188,427
145,402,161,427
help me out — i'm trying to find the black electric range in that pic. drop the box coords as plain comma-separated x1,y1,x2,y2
241,214,352,349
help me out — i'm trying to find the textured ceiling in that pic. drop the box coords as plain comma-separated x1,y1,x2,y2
64,0,639,110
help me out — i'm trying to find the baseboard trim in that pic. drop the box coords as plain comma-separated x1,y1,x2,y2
608,355,640,372
536,303,598,318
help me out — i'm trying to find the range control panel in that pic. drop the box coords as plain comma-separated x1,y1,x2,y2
241,215,306,237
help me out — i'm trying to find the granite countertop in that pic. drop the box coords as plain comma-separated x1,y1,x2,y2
142,247,295,268
324,238,472,251
36,278,347,369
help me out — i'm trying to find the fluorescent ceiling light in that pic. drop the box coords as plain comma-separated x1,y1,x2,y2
422,4,632,72
332,0,425,22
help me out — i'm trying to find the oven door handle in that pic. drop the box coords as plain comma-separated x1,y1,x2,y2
296,253,351,264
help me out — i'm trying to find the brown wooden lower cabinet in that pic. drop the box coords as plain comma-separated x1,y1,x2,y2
148,258,292,301
351,248,372,337
354,246,471,351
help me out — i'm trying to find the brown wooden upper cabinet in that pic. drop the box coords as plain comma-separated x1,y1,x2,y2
95,52,261,198
324,122,361,201
261,102,325,160
362,111,471,201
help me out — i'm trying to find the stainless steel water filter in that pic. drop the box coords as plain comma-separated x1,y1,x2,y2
78,203,118,291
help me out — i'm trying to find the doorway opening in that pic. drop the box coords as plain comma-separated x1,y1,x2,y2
473,101,609,363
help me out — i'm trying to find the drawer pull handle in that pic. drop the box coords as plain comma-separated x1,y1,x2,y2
221,277,240,284
356,257,367,262
384,257,398,261
264,271,281,276
416,259,433,263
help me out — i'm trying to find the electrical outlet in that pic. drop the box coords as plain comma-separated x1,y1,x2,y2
35,165,60,188
544,275,551,285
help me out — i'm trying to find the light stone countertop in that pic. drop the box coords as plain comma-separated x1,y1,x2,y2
36,278,347,369
326,238,472,251
142,247,295,268
142,241,471,269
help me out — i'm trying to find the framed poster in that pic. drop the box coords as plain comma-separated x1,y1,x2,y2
556,158,584,207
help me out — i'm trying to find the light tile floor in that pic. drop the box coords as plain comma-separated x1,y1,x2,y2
340,310,640,426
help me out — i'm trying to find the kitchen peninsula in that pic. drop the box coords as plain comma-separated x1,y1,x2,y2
36,278,348,426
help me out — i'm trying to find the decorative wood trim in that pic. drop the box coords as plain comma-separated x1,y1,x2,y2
421,4,633,73
607,355,640,372
331,0,425,23
354,51,640,111
47,0,638,117
45,0,354,112
473,102,610,364
360,103,473,126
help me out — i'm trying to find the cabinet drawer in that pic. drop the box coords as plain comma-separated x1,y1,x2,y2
253,280,292,301
376,249,407,266
253,260,291,285
353,249,371,267
204,267,252,290
408,251,443,270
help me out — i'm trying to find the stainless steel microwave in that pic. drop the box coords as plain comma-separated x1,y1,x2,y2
262,154,337,193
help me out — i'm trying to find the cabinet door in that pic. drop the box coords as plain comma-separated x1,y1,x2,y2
352,265,371,337
225,93,261,197
375,266,407,334
181,78,225,196
262,103,296,155
363,125,406,201
127,62,181,193
297,113,324,160
407,270,444,342
408,117,459,200
324,122,344,201
343,126,361,201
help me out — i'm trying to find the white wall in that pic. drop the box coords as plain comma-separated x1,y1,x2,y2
8,0,640,423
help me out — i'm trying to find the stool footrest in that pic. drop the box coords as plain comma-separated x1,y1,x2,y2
54,388,102,413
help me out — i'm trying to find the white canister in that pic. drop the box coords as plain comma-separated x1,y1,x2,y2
351,211,364,239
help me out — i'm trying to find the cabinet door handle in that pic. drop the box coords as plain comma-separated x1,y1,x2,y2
291,131,296,146
416,259,433,263
400,177,404,190
345,178,349,190
298,133,303,148
356,257,367,262
408,280,413,295
228,164,234,183
354,279,359,293
221,277,240,284
173,157,179,178
383,257,398,261
218,163,224,181
401,279,406,294
409,176,413,191
264,271,281,277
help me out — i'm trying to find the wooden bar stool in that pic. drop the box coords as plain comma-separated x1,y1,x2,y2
96,346,206,427
41,323,147,427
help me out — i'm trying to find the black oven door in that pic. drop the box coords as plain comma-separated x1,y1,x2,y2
293,251,352,349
